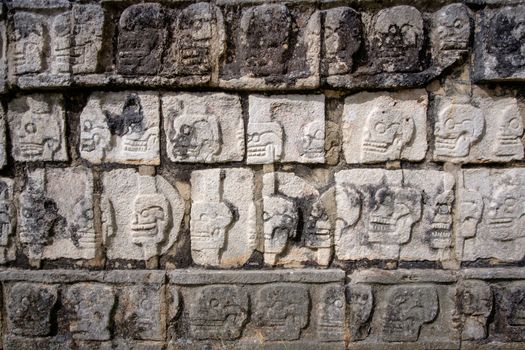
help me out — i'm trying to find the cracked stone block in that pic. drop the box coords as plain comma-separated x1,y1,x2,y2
162,92,244,163
342,90,428,163
8,94,67,162
458,168,525,262
80,91,160,165
102,168,184,261
433,95,524,163
190,168,256,267
335,169,455,261
262,172,335,267
18,167,96,261
220,3,320,89
247,95,325,164
472,5,525,81
162,2,225,78
0,177,15,264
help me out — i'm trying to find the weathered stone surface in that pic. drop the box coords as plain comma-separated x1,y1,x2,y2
346,284,374,341
342,90,428,163
18,167,95,261
263,172,334,267
433,94,524,163
191,168,256,267
0,178,15,264
456,280,493,341
472,5,525,81
220,3,320,89
458,168,525,262
335,169,455,261
8,94,67,162
248,95,325,164
0,12,7,93
80,91,160,165
102,169,184,261
0,104,6,168
162,92,244,163
71,4,104,74
318,284,345,342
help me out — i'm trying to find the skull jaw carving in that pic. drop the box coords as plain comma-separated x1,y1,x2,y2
494,105,524,158
170,114,221,162
486,186,524,242
429,191,454,249
263,196,298,265
300,121,325,161
247,122,283,164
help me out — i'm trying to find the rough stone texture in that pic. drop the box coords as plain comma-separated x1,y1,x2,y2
8,94,67,162
342,90,428,163
248,95,325,164
162,92,244,163
80,91,160,165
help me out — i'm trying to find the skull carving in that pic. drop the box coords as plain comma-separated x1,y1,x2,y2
80,115,112,158
429,190,454,249
322,7,362,75
361,106,415,161
346,284,374,341
170,113,221,162
69,198,95,250
247,122,283,163
130,193,170,259
456,280,493,340
506,283,525,326
433,4,471,51
240,4,291,77
192,202,233,263
371,6,424,72
434,103,485,158
263,195,298,265
13,12,45,75
301,120,325,160
494,104,524,157
51,12,71,74
367,185,422,245
318,285,345,341
0,181,15,246
488,8,525,70
71,5,104,74
459,189,483,238
486,179,524,241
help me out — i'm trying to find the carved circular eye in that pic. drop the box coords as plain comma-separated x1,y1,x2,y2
84,209,94,219
249,133,260,142
444,118,455,130
334,299,343,308
181,125,192,135
210,298,219,308
24,122,36,134
140,299,152,310
508,118,520,129
389,25,397,34
454,19,463,28
83,120,92,132
375,122,386,134
505,198,517,208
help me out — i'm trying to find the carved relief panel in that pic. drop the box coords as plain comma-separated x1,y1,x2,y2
0,178,15,264
101,168,184,261
335,169,455,261
163,92,244,163
248,95,325,164
456,280,493,341
80,91,160,165
8,94,67,162
342,90,428,163
458,169,525,262
191,168,256,267
18,167,95,261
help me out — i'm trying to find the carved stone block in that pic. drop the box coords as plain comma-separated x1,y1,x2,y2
342,90,428,163
190,168,256,267
18,167,95,261
102,169,184,261
80,91,160,165
472,5,525,81
162,3,225,78
318,285,345,342
6,283,58,336
456,280,493,341
247,95,325,164
163,92,244,163
253,284,310,341
71,4,104,74
335,169,455,261
0,104,6,168
188,285,249,340
64,283,115,341
458,168,525,262
493,281,525,342
262,172,335,267
117,3,166,76
0,177,15,264
8,94,67,162
220,3,320,89
346,284,374,341
0,13,7,93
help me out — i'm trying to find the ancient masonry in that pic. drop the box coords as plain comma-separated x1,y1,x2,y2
0,0,522,348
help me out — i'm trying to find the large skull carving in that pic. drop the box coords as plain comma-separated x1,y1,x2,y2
192,202,233,260
488,8,525,69
371,6,424,72
433,4,471,51
72,5,104,74
13,13,45,75
456,280,493,340
263,195,298,265
346,284,374,341
80,115,112,157
494,104,524,157
247,122,283,163
486,180,524,241
170,113,220,162
367,185,422,245
69,198,95,250
362,106,414,161
301,120,325,160
434,103,484,158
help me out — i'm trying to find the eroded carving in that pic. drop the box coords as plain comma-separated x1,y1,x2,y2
487,7,525,73
347,284,374,341
71,4,104,74
0,178,15,262
318,285,345,341
456,280,493,340
263,195,298,265
432,3,471,62
12,12,45,75
247,121,283,163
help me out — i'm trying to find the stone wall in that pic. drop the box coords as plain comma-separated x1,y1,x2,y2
0,0,523,349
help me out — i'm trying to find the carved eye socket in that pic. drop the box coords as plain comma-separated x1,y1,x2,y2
438,204,450,214
24,122,37,134
140,299,152,310
375,122,386,134
508,118,520,129
444,118,455,130
454,19,463,29
388,25,398,34
505,198,517,209
84,209,94,220
83,120,92,132
210,298,219,308
248,133,260,142
180,125,192,135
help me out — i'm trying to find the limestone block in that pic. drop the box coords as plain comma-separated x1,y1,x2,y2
472,5,525,81
71,4,104,74
0,13,7,93
342,90,428,163
456,280,493,341
247,95,325,164
0,178,15,264
80,91,160,165
262,172,334,267
219,3,320,89
190,168,256,267
317,285,345,342
162,2,225,78
0,105,6,168
346,284,374,341
458,168,525,262
8,94,67,162
162,92,244,163
335,169,455,261
18,167,95,261
102,169,184,261
433,95,524,163
63,283,115,341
